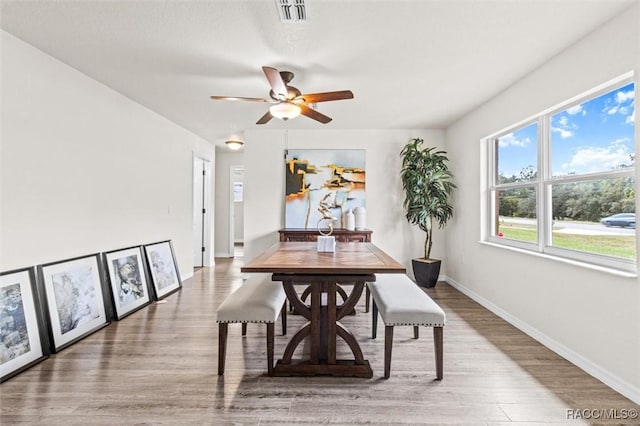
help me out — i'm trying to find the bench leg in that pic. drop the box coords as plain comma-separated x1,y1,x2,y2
281,302,287,336
384,325,394,379
242,322,247,336
365,285,370,313
372,300,378,339
218,323,228,375
414,326,419,339
267,322,275,376
434,326,443,380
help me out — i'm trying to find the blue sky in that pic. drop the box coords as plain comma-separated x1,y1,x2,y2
497,82,635,179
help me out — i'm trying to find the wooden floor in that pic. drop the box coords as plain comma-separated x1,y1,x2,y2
2,256,638,425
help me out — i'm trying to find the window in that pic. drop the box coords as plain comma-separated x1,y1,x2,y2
487,77,636,271
233,182,244,202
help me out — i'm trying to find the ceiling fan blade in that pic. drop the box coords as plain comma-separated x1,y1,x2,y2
298,90,354,103
299,104,332,124
210,95,273,102
262,66,288,100
256,110,273,125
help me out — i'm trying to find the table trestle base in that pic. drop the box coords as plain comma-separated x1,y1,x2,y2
272,359,373,378
272,273,375,377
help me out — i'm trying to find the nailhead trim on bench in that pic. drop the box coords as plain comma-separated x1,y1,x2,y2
369,273,445,380
216,276,287,375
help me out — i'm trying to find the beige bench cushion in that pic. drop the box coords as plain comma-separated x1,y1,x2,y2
369,274,446,327
216,276,286,324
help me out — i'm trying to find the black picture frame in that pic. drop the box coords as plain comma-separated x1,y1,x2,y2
143,240,182,300
103,245,152,320
37,253,111,353
0,267,50,383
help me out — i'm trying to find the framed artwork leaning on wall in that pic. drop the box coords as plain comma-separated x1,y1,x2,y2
0,267,50,383
144,240,182,300
103,246,152,320
37,254,111,353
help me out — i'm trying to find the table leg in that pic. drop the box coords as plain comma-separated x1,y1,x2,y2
327,282,337,364
310,284,321,364
297,284,355,315
272,274,374,378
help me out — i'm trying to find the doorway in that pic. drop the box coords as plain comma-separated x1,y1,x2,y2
229,166,244,257
193,156,212,268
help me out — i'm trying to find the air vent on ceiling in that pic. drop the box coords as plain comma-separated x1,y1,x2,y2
276,0,307,22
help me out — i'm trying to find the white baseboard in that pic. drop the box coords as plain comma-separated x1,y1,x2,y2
214,252,233,258
182,270,194,281
441,274,640,405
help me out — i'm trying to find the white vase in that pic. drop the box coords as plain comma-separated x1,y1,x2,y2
354,206,367,230
345,209,355,231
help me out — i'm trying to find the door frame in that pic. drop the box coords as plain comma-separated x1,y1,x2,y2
229,165,244,257
193,154,212,267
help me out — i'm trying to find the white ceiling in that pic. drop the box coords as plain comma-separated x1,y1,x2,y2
1,0,636,149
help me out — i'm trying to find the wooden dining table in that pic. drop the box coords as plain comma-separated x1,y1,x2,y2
241,241,405,377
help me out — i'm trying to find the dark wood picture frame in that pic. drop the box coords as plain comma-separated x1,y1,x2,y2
143,240,182,300
37,253,111,353
103,245,152,320
0,267,50,383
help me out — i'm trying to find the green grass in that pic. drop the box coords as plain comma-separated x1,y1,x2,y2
552,233,635,259
498,226,537,243
497,225,636,259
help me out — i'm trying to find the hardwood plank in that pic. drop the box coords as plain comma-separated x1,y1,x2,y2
0,256,637,425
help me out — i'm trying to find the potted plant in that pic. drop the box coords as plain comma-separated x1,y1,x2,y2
400,138,456,288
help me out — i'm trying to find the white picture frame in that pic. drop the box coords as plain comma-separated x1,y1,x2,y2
38,254,109,353
144,240,182,300
104,246,151,320
0,267,49,382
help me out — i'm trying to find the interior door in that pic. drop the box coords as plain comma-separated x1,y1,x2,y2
193,157,206,267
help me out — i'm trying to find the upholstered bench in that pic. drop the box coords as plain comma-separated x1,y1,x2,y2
368,274,446,379
216,275,287,375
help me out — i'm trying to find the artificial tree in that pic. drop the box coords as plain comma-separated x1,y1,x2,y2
400,137,456,287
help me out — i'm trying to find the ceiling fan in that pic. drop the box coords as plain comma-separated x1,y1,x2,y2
210,66,354,125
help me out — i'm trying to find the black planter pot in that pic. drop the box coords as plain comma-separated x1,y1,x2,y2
411,258,441,288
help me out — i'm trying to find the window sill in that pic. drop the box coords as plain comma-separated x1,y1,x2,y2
478,241,638,279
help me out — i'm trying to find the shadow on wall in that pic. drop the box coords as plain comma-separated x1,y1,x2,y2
245,233,279,263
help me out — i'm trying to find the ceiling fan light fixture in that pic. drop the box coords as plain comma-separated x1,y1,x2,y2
269,102,301,120
225,140,244,150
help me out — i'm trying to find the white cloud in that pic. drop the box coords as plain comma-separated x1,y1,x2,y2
551,114,577,139
615,90,635,103
606,105,619,115
498,133,531,148
566,104,584,115
626,109,635,124
603,89,635,119
561,139,633,173
552,127,573,138
611,138,631,145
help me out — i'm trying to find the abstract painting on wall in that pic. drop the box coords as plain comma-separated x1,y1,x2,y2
38,254,109,353
104,246,151,320
0,267,49,382
144,240,181,300
285,149,366,229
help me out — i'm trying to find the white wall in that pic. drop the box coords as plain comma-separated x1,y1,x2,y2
444,5,640,403
1,31,215,278
243,129,446,278
214,151,244,257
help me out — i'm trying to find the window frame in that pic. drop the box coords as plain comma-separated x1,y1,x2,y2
486,75,636,272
